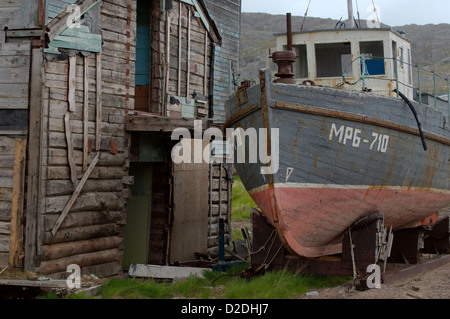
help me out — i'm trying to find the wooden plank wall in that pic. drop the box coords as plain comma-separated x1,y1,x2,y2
0,41,31,128
0,0,39,29
47,0,78,20
151,0,212,117
0,40,31,268
203,0,241,122
34,0,136,278
0,137,16,267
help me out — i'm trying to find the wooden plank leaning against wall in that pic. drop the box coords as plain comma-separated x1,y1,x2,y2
153,1,212,118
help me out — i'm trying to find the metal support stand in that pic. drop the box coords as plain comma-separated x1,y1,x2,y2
250,210,449,285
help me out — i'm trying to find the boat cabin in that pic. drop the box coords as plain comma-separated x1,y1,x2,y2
274,28,414,99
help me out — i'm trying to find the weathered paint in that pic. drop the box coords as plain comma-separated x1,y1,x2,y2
47,0,77,20
225,69,450,258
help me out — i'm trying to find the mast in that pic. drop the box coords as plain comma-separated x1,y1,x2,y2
347,0,355,28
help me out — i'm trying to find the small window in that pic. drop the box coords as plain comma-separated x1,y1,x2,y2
360,41,385,75
315,42,352,78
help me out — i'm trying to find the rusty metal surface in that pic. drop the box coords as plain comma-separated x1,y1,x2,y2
383,254,450,285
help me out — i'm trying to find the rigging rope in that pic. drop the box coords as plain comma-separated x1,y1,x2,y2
371,0,381,26
300,0,312,31
355,0,361,27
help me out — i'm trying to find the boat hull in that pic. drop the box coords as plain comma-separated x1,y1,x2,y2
225,70,450,258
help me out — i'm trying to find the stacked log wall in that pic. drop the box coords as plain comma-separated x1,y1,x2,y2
36,0,136,278
207,163,232,254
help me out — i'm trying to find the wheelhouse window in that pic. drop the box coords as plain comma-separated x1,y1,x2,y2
399,47,405,68
360,40,385,76
283,44,308,78
315,42,352,78
293,45,308,78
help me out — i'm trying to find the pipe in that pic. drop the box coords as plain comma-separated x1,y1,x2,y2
394,89,428,151
218,218,225,264
286,13,292,51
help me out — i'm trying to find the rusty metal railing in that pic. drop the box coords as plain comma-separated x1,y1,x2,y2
342,55,450,119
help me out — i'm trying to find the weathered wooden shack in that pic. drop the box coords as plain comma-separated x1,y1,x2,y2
0,0,241,278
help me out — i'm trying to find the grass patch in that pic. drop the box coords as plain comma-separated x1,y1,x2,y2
37,263,350,299
231,176,258,221
90,265,350,299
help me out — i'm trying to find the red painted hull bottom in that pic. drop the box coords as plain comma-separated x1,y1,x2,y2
250,185,450,258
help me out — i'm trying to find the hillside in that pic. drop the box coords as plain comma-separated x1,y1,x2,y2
239,12,450,92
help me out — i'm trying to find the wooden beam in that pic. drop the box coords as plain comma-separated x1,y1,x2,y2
125,115,209,132
24,48,43,271
164,11,171,117
204,29,208,96
8,138,26,268
95,53,102,151
64,112,77,184
186,8,191,97
51,152,100,237
177,2,183,96
68,55,76,112
83,56,89,172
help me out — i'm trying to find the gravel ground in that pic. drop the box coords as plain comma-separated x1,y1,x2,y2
301,260,450,299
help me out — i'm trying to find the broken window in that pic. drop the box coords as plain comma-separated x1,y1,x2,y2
360,40,385,76
315,42,352,78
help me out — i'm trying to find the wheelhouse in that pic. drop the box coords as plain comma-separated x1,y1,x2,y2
275,28,414,99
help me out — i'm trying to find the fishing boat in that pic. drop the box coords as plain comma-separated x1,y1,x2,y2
224,5,450,259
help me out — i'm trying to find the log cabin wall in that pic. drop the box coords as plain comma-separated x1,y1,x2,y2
0,0,238,277
26,0,137,278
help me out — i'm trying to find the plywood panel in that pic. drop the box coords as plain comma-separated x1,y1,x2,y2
170,139,209,263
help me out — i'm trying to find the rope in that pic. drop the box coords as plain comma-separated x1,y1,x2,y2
300,0,312,31
251,229,277,255
355,0,361,27
371,0,380,26
348,227,357,281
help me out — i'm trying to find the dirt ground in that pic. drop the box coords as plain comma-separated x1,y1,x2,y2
301,260,450,299
233,211,450,299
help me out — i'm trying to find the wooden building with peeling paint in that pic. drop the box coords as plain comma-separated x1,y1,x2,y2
0,0,240,278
